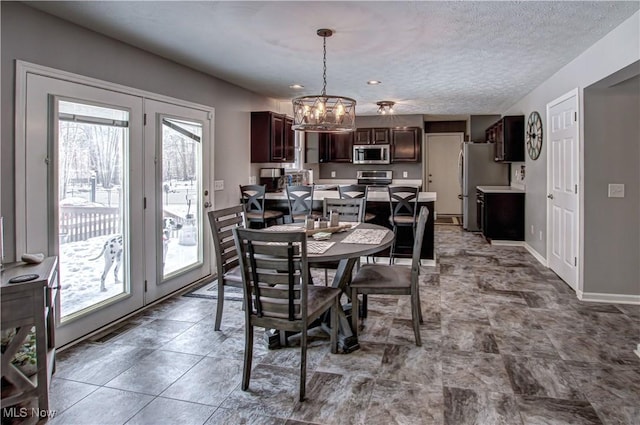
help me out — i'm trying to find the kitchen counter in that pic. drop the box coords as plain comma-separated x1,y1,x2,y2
262,188,437,262
266,190,437,202
476,186,525,193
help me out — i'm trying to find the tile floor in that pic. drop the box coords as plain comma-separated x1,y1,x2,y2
45,226,639,425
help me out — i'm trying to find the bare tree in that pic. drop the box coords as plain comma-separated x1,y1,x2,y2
90,126,122,188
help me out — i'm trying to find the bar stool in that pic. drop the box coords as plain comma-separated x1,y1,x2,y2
239,184,284,228
338,184,376,222
285,184,323,223
388,185,419,264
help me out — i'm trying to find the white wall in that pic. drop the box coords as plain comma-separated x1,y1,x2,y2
504,11,639,298
0,2,276,261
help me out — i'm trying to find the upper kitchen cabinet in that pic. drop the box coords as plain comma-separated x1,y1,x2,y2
486,115,524,162
251,111,295,163
391,127,421,162
354,128,390,145
319,132,353,163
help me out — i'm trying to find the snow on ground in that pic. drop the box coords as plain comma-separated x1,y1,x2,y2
59,232,197,317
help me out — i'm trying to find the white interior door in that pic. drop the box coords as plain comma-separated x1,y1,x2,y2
426,133,464,216
547,89,580,290
143,100,213,302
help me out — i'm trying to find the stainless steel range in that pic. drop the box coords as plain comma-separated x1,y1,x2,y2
356,170,392,189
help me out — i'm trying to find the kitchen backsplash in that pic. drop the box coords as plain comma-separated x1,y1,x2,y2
314,162,422,180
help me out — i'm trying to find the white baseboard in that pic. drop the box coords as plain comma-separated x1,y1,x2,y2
369,256,436,267
490,240,525,247
524,243,548,266
578,291,640,305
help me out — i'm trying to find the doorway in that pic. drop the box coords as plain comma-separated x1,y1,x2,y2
425,132,464,217
546,89,580,290
16,63,213,346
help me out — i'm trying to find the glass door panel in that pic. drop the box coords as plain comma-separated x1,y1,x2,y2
57,100,131,320
161,117,202,277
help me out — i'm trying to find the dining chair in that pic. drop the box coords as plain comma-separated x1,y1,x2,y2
388,185,419,264
285,184,322,223
239,184,284,228
338,184,376,222
349,206,429,346
319,197,366,285
207,205,245,331
322,197,365,223
232,227,340,402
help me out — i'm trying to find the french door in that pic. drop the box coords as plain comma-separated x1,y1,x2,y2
143,100,212,300
17,64,213,346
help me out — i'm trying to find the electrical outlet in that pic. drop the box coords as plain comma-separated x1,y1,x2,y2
249,176,256,184
214,180,224,191
403,171,408,178
608,183,624,198
331,171,336,178
530,225,534,235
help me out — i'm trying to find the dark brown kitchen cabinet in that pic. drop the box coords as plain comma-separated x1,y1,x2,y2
251,111,295,163
354,128,390,145
319,132,353,162
477,189,524,241
391,127,421,162
486,115,524,162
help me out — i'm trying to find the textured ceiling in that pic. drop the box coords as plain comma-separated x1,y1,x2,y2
27,1,639,115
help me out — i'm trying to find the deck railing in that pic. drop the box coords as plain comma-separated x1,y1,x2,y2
60,206,120,243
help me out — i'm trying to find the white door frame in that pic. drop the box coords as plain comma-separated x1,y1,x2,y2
546,88,581,293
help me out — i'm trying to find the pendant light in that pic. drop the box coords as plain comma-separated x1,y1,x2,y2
292,29,356,133
376,101,395,115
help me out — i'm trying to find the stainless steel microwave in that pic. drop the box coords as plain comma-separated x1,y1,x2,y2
352,144,391,164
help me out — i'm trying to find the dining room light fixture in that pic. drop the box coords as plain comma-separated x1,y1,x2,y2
292,29,356,133
376,101,395,115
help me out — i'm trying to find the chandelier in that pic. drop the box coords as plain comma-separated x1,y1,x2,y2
376,101,395,115
292,29,356,133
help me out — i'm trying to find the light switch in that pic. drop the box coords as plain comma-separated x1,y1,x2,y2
331,171,336,178
249,176,256,184
608,183,624,198
403,171,408,178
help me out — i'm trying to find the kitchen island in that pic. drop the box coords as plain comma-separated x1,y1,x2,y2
264,189,436,262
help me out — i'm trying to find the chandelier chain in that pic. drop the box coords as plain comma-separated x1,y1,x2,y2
322,35,327,96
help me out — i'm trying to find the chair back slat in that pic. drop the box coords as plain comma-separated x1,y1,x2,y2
208,205,245,276
323,198,365,223
234,228,308,321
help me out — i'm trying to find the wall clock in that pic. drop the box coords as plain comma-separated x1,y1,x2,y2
526,111,543,160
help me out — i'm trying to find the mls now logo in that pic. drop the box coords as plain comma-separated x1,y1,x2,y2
2,407,57,420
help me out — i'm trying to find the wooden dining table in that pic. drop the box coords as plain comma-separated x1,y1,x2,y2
264,222,394,352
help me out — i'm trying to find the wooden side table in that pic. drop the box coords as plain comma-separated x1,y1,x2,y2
1,257,58,423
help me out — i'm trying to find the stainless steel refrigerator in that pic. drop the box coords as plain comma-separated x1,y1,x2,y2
459,142,509,231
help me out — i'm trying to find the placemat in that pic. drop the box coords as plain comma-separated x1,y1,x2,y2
306,241,335,254
340,228,389,245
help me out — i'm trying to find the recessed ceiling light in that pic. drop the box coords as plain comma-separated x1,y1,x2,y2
289,84,304,89
367,80,382,85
